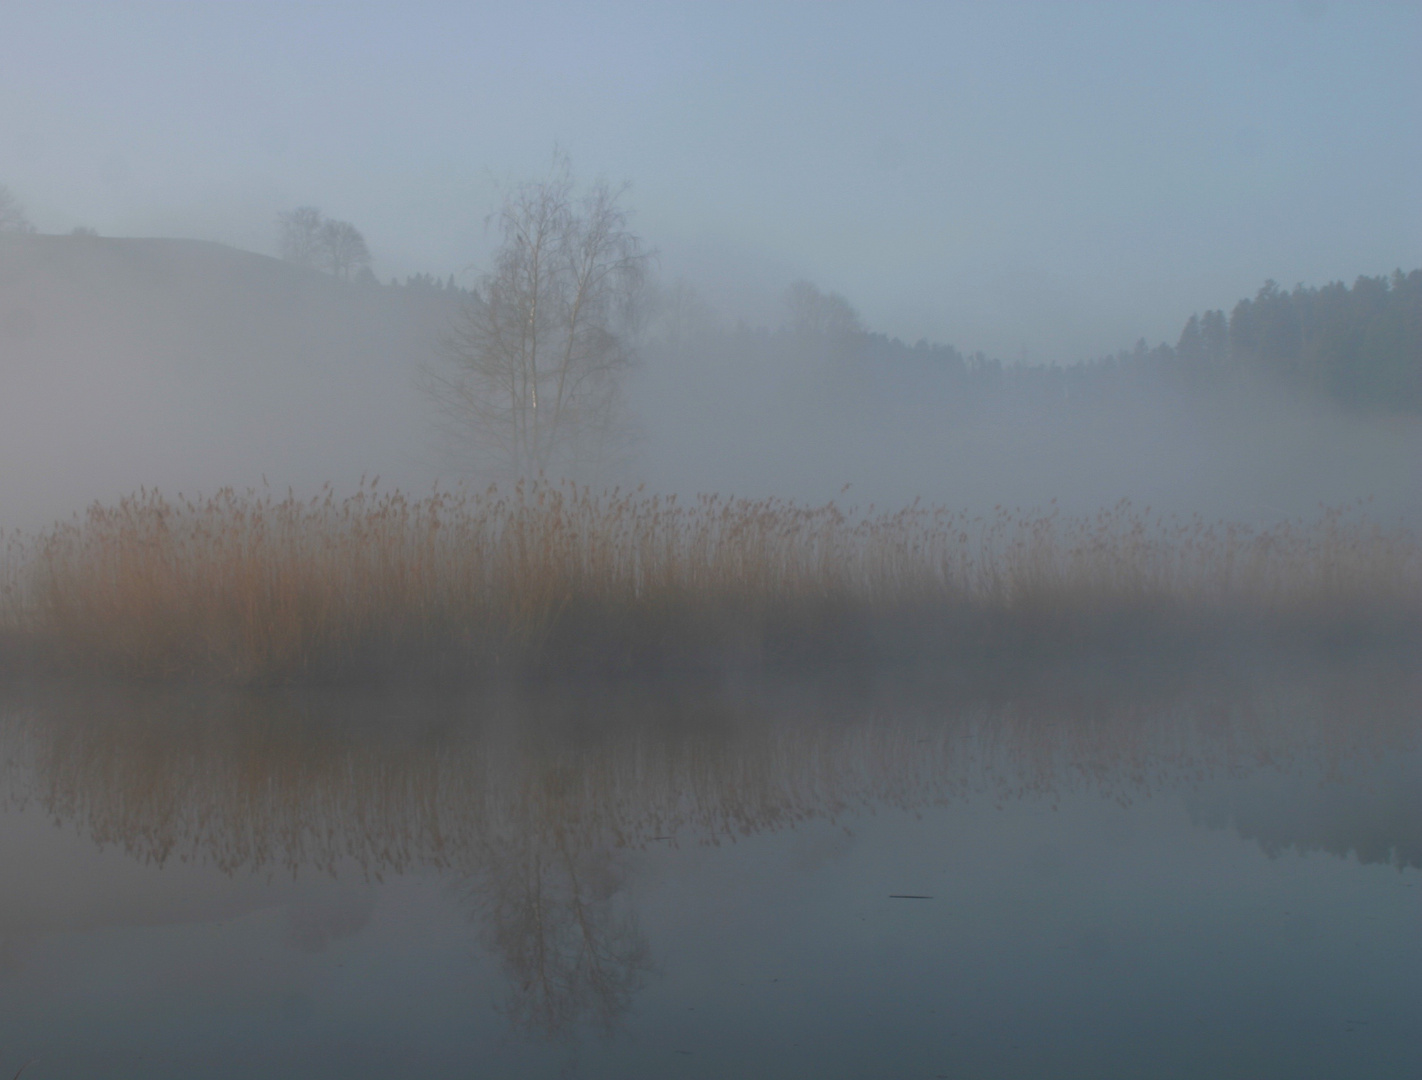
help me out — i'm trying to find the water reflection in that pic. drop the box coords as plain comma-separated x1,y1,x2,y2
462,830,651,1037
1190,753,1422,870
0,662,1418,1045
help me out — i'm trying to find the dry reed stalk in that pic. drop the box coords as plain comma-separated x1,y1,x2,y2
0,483,1417,685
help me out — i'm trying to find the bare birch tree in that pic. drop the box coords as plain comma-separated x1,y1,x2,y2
435,157,649,479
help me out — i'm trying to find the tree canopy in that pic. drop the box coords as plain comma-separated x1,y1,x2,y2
277,206,372,281
0,184,35,234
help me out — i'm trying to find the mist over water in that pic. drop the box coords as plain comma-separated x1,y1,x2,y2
0,235,454,531
2,5,1420,1078
3,230,1419,536
628,323,1422,525
1,5,1419,531
1,664,1419,1077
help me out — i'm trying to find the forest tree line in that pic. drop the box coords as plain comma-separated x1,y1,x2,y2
8,172,1418,490
739,271,1422,414
1170,272,1422,409
258,179,1418,419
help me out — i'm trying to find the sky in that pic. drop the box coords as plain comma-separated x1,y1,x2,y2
2,1,1419,360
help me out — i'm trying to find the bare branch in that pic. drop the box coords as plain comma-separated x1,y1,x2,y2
434,156,648,480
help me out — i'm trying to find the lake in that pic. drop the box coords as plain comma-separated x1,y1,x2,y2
1,662,1418,1078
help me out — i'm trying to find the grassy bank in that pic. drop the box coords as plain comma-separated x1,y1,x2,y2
2,483,1418,686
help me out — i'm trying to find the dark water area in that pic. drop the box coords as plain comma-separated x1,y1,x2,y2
0,664,1418,1079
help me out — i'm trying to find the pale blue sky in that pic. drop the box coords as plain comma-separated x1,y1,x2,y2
2,1,1419,358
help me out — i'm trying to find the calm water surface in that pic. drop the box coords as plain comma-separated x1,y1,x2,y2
0,667,1418,1079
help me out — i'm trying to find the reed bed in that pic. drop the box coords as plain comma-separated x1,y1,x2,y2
1,482,1418,685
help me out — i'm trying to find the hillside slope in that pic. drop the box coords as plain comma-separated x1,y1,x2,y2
3,235,1419,533
0,235,459,530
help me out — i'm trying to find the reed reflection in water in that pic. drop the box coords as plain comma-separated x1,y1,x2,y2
0,662,1418,1074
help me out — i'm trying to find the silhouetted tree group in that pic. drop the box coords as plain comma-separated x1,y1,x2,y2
755,271,1422,414
388,271,470,297
1171,272,1422,409
1035,272,1422,411
276,205,372,281
0,184,35,234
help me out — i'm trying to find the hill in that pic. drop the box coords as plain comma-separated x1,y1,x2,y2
3,236,1419,532
0,234,460,530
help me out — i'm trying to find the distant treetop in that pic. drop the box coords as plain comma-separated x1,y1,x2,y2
0,184,35,234
1167,271,1422,409
785,280,862,338
276,206,372,281
730,268,1422,414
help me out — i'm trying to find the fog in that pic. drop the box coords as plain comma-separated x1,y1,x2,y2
3,230,1419,536
627,303,1422,525
2,3,1420,533
0,235,452,530
6,14,1422,1077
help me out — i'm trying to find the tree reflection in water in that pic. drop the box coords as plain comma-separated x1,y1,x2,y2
461,823,651,1037
0,661,1417,1038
